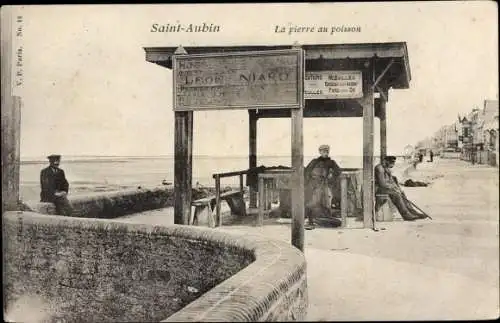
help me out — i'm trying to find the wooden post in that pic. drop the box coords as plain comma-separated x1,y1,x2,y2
379,98,387,160
248,110,258,208
1,8,21,213
257,175,264,226
359,61,375,229
215,174,222,227
174,111,193,225
173,45,193,225
291,107,305,251
291,43,305,251
340,174,348,228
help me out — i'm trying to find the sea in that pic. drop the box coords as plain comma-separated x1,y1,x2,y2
20,155,408,202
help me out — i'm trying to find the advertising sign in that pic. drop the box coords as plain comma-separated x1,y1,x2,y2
304,70,363,99
173,49,303,111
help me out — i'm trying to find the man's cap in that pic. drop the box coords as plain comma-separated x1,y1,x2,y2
47,154,61,161
384,155,397,162
318,144,330,151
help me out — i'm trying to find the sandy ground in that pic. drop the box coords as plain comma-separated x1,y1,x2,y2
113,158,499,321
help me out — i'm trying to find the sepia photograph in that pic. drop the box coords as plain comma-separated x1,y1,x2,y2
1,2,499,322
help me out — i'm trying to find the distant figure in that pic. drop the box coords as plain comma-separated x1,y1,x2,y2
412,155,419,169
418,152,424,163
304,144,342,229
374,156,425,221
403,179,429,187
40,154,73,216
429,150,434,162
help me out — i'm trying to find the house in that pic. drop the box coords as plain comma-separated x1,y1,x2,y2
459,100,499,166
478,100,499,166
439,124,460,158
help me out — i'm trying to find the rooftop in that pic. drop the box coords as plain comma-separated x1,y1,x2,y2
144,42,411,90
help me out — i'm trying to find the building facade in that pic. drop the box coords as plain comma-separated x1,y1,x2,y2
458,100,498,166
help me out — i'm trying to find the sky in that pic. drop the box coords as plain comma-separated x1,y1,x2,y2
7,2,499,158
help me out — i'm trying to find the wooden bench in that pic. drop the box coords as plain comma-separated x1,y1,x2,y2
191,190,247,227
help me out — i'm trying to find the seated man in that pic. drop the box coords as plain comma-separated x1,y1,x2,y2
40,154,73,216
374,156,425,221
304,144,342,229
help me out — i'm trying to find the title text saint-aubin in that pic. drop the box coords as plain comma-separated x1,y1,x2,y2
151,23,220,33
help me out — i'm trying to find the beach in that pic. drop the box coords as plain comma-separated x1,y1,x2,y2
20,155,408,202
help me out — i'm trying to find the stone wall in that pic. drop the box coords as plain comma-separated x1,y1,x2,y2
3,211,308,322
24,186,175,218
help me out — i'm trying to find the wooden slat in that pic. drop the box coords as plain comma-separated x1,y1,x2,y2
192,190,242,205
256,100,363,119
212,170,248,179
144,42,408,63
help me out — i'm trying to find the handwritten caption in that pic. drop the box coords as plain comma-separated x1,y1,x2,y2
275,23,361,35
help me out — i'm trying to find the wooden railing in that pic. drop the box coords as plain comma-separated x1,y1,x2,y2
211,167,362,227
257,170,294,225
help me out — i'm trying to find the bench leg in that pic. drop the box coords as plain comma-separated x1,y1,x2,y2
375,197,393,222
207,205,216,228
374,198,388,213
340,176,348,228
192,206,202,225
192,205,215,227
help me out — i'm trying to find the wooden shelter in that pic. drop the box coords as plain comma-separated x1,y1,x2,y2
143,42,411,249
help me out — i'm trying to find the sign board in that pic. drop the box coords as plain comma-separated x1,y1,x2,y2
173,49,303,111
304,70,363,99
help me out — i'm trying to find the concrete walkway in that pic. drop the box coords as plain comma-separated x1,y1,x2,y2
115,158,499,320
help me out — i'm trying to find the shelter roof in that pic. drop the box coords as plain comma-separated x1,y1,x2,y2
144,42,411,90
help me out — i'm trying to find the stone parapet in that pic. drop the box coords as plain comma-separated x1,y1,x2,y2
3,211,307,322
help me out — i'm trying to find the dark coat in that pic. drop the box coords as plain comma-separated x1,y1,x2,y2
304,156,341,203
305,157,341,186
40,166,69,202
